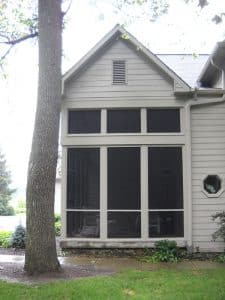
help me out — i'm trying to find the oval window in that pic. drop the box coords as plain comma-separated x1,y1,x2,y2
203,175,221,194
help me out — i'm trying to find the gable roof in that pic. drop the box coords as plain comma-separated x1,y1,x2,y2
62,24,191,94
158,54,209,87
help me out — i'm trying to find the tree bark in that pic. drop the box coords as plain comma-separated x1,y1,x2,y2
24,0,62,274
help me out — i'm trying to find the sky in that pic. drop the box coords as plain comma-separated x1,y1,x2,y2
1,0,225,201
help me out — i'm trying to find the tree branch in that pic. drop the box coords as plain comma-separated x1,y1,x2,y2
0,31,38,64
2,32,38,46
0,45,14,62
0,32,11,43
62,0,73,17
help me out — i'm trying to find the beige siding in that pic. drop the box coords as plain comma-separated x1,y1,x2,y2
64,39,182,105
191,102,225,252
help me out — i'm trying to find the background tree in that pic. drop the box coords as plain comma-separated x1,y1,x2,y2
0,149,15,216
0,0,38,70
94,0,225,24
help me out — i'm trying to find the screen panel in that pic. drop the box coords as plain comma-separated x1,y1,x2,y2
108,212,141,238
149,211,184,237
108,147,140,209
148,147,183,209
67,148,100,209
67,211,100,238
147,109,180,132
68,110,101,134
107,109,140,133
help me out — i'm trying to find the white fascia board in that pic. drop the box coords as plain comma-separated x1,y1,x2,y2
62,24,191,95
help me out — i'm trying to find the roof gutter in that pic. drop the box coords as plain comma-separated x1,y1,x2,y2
188,93,225,107
175,88,225,97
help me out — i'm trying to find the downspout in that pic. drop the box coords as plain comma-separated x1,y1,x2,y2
185,91,225,252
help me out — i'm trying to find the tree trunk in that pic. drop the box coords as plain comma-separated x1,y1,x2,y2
24,0,62,275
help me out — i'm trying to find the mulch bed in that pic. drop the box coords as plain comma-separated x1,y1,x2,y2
0,262,113,285
0,247,114,285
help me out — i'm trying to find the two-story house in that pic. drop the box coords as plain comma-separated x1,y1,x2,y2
60,25,225,252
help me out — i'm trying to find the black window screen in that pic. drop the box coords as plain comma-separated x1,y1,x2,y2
67,211,100,238
147,109,180,132
108,147,140,209
148,147,183,209
149,211,184,237
67,148,100,209
108,212,141,238
68,110,101,134
107,109,140,133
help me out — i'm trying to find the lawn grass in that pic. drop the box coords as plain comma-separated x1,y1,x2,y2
1,269,225,300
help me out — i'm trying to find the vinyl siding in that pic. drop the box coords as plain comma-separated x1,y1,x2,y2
64,39,182,105
191,102,225,252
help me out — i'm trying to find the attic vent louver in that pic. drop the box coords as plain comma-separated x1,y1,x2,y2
113,60,126,84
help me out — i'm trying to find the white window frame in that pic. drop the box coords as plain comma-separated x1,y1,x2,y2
61,105,188,245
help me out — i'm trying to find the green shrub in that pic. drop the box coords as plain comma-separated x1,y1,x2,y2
55,221,61,236
10,225,25,249
55,214,61,236
216,253,225,263
0,230,12,248
2,237,11,248
54,214,61,223
212,211,225,241
145,240,178,263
